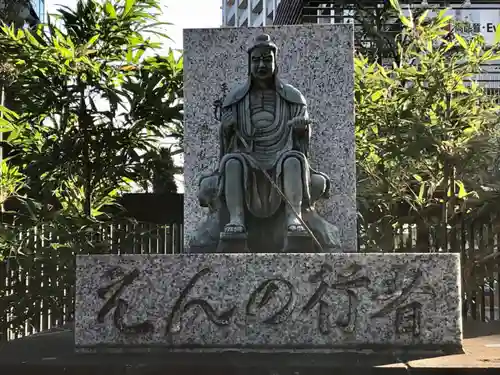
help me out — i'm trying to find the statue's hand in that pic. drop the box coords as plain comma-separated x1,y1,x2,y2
221,111,236,134
222,119,235,134
288,117,310,134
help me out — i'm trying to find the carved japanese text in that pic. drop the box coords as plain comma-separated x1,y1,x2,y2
97,266,154,334
93,262,435,339
302,263,370,334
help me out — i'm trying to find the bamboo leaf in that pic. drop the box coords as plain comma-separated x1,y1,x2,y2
389,0,401,11
105,1,117,18
418,10,429,25
87,34,100,47
124,0,136,16
455,33,468,50
495,24,500,44
400,15,413,29
371,90,383,101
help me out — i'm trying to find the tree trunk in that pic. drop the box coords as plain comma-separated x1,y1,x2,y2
78,83,92,217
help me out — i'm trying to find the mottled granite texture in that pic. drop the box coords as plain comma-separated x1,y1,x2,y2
183,25,356,252
75,254,462,351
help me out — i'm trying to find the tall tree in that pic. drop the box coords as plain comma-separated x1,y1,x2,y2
0,0,183,218
0,0,39,27
356,1,500,253
0,0,183,336
351,0,404,64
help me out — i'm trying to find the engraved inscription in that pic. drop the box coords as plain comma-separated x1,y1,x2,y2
213,82,228,121
302,263,370,334
165,267,237,336
395,301,422,337
246,278,296,324
92,262,438,340
97,266,154,334
370,265,435,337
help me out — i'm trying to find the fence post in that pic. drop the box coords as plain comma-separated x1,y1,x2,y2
460,216,468,320
469,222,478,320
0,259,7,342
487,218,495,321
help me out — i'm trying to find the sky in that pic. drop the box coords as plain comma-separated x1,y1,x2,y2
44,0,222,192
45,0,222,49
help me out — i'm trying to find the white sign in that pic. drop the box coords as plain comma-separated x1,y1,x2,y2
446,4,500,45
402,4,500,45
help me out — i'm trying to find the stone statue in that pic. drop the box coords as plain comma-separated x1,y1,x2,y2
188,34,341,253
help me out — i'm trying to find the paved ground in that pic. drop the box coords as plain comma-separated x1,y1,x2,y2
405,320,500,369
1,321,500,374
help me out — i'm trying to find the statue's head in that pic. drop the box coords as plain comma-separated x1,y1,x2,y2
248,34,277,82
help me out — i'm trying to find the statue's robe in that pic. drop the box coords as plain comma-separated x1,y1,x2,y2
188,76,341,253
218,77,329,219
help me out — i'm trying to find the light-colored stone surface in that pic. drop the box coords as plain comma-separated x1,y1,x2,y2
75,253,462,350
183,25,356,252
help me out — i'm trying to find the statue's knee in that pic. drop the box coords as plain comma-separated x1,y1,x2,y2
283,156,301,171
199,175,218,207
225,158,242,174
311,174,327,201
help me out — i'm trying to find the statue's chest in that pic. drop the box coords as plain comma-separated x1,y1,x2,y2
249,90,276,128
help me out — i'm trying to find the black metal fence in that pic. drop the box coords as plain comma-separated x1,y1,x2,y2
2,210,500,341
0,221,183,341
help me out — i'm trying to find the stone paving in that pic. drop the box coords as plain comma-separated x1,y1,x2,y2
1,321,500,373
405,320,500,369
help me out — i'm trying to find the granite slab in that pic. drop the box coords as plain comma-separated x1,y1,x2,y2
75,253,462,351
183,25,356,252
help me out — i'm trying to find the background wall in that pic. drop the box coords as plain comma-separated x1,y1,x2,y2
183,25,356,251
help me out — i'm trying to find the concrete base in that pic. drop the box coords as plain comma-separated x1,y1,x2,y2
3,322,500,375
75,253,462,352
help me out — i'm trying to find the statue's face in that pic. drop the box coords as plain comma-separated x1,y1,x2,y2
250,47,275,81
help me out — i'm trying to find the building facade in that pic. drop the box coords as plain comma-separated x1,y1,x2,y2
221,1,500,45
270,1,500,92
273,1,500,37
220,0,500,93
30,0,45,23
0,0,44,26
222,0,283,26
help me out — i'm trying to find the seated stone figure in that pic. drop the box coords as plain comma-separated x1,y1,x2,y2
188,34,340,253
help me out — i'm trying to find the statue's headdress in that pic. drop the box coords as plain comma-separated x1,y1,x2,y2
247,34,277,55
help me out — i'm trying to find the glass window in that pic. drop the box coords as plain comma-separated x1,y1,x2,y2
30,0,45,22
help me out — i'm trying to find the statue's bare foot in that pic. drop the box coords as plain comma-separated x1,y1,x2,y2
287,218,308,236
283,220,313,252
219,222,248,252
288,223,307,233
224,223,246,234
220,223,247,240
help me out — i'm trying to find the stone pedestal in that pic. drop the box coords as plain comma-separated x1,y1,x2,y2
75,253,462,352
